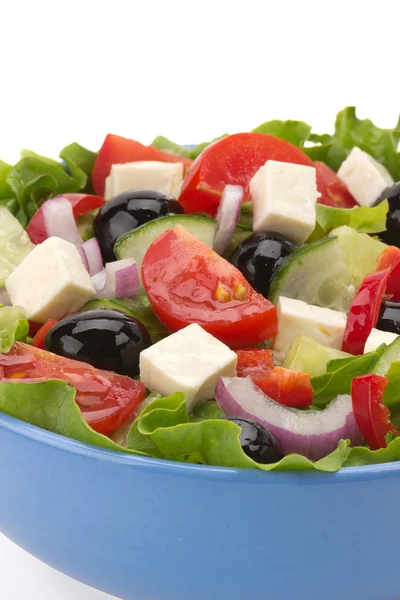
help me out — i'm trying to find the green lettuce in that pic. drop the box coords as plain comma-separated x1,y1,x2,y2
308,201,389,242
252,120,312,147
151,136,191,158
59,142,98,194
382,361,400,409
0,306,29,352
345,437,400,467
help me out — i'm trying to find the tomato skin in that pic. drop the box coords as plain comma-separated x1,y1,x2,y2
313,162,357,208
142,226,278,348
179,133,321,217
351,373,398,449
377,246,400,302
26,193,105,244
32,319,58,349
1,342,145,436
92,134,192,197
236,349,313,407
342,269,390,355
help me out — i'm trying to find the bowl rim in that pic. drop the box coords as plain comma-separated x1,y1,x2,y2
2,411,399,483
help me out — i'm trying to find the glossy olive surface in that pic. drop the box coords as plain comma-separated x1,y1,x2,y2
45,309,152,377
230,232,295,298
377,301,400,335
227,417,284,464
374,181,400,247
94,189,184,262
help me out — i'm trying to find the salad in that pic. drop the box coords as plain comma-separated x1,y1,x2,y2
1,106,400,474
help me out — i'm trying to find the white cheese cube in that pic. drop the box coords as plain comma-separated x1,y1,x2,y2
250,160,319,244
364,328,398,354
273,296,347,363
5,236,96,323
337,147,394,207
140,323,237,412
105,161,184,200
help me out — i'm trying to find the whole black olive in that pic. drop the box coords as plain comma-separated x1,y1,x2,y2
227,417,284,464
230,232,295,298
94,189,184,262
45,309,151,377
376,301,400,335
373,182,400,247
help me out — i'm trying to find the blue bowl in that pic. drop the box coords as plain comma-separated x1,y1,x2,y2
1,412,400,600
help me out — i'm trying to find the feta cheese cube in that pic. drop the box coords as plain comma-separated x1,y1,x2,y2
273,296,347,363
105,161,184,199
364,328,398,354
337,147,394,207
5,237,96,323
250,160,319,244
140,323,237,411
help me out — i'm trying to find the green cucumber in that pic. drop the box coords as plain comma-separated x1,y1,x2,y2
372,337,400,376
269,236,354,313
114,215,217,283
0,207,34,286
283,335,350,378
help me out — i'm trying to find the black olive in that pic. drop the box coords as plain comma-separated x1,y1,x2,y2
227,417,284,464
230,232,295,298
376,301,400,335
94,189,184,262
45,309,151,378
373,182,400,247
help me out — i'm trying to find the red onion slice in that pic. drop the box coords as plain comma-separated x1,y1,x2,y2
213,185,243,255
42,196,83,246
91,259,139,299
215,376,362,461
80,238,103,276
78,246,89,271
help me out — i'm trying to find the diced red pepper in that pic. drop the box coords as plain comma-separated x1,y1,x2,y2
27,194,105,244
351,373,398,449
32,319,58,349
236,349,313,407
377,246,400,302
342,269,390,355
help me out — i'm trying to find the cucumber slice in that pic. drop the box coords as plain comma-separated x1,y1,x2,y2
372,337,400,376
283,335,350,378
0,207,34,287
332,226,386,291
269,236,354,312
114,215,217,283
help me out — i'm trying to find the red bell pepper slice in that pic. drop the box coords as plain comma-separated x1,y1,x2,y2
32,319,58,349
377,246,400,302
236,349,313,407
351,373,398,449
26,193,105,244
342,269,390,355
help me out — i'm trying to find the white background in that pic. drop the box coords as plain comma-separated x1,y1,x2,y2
1,0,399,598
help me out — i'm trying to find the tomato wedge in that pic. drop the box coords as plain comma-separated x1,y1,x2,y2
377,246,400,302
32,319,58,349
342,269,390,355
1,342,145,435
92,134,193,197
141,225,277,348
26,193,105,244
178,133,329,217
351,373,398,449
236,349,313,407
313,161,358,208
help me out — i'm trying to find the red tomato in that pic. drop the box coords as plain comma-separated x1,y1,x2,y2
178,133,326,217
92,134,193,197
377,246,400,302
141,225,277,348
236,349,313,407
32,319,58,349
1,342,145,436
342,269,390,355
313,162,358,208
351,373,398,449
26,193,105,244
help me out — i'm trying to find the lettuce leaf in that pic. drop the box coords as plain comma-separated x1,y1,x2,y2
252,120,312,147
382,361,400,409
308,201,389,242
151,136,191,158
126,393,351,472
311,348,385,407
0,306,29,352
59,142,97,194
345,436,400,467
